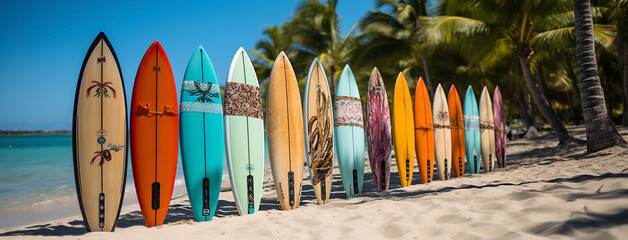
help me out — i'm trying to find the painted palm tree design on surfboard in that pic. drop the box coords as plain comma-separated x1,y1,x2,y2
87,81,116,98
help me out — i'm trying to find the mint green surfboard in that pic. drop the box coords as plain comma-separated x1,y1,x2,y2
334,65,365,197
224,47,265,215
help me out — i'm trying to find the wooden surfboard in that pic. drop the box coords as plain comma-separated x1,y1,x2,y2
413,77,433,184
448,85,465,177
267,52,304,210
392,73,415,187
433,84,452,180
493,86,506,168
131,41,179,227
479,87,495,172
365,67,392,192
463,86,481,174
225,47,265,215
73,32,127,232
303,58,333,204
180,46,224,221
335,65,365,197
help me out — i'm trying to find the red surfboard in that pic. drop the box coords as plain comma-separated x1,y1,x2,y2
131,41,179,227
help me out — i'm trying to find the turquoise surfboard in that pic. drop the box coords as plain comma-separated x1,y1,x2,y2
463,86,481,174
334,65,365,197
179,46,224,221
224,47,264,215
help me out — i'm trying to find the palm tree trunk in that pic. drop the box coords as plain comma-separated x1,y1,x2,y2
622,42,628,126
330,65,337,96
515,84,541,130
535,62,552,103
574,0,626,151
422,58,435,94
518,54,572,144
416,17,435,95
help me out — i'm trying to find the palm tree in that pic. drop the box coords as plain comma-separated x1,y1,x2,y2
283,0,357,94
608,0,628,125
251,26,291,92
352,0,434,93
422,0,581,144
573,0,626,151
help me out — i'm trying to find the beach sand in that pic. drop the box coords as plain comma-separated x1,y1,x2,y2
1,126,627,239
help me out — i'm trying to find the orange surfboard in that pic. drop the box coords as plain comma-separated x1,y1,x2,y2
413,78,434,184
130,41,179,227
448,85,465,177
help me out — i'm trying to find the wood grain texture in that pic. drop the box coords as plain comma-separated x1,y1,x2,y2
267,52,304,210
73,32,127,232
304,59,333,205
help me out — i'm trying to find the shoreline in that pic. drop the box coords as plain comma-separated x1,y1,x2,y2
0,130,71,136
1,126,627,239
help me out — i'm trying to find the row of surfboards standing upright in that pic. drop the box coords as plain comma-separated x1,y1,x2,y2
72,33,267,231
72,32,506,232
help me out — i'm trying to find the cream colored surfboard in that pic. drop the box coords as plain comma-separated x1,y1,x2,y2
432,84,452,180
479,87,496,172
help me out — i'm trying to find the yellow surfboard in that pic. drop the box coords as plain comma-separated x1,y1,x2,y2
392,73,415,187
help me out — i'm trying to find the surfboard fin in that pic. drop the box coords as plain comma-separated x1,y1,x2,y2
247,175,254,214
352,169,358,195
151,182,160,210
98,192,105,229
405,159,410,182
427,159,431,183
288,171,295,207
202,178,210,216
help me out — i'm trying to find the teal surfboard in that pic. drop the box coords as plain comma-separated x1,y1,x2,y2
334,65,365,197
463,86,481,174
179,46,224,221
224,47,264,215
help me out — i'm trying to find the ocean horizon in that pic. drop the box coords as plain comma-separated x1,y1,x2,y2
0,134,271,229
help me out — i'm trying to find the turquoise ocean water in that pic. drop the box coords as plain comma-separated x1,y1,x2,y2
0,134,270,229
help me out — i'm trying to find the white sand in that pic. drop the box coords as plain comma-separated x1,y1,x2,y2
1,126,627,239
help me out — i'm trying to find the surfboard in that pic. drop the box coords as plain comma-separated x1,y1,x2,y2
179,46,224,221
463,86,481,174
73,32,127,232
393,73,415,187
225,47,264,215
479,87,495,172
413,77,433,184
131,41,179,227
335,65,365,197
303,58,333,204
365,67,392,192
266,52,304,210
433,84,452,180
448,85,465,177
493,86,506,168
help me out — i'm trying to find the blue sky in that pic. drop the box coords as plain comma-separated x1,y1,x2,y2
0,0,377,130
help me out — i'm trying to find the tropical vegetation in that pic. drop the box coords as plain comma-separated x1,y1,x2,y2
251,0,627,152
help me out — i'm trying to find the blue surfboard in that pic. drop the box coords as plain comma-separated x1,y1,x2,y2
179,46,224,221
334,65,365,197
463,86,481,174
